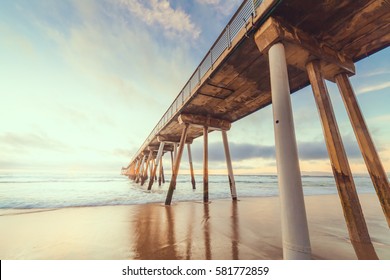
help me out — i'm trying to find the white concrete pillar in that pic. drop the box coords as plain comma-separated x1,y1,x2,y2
222,130,237,200
269,42,311,260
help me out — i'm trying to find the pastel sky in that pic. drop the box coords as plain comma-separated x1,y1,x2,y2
1,0,389,175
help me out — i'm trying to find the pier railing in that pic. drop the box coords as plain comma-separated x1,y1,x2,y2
129,0,263,164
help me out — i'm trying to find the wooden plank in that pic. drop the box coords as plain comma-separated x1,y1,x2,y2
324,0,390,53
335,73,390,227
306,61,378,260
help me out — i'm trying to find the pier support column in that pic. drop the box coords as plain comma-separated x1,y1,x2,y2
269,43,311,260
165,124,190,205
173,143,178,163
222,130,237,200
133,159,141,181
170,150,174,174
158,156,165,187
141,151,153,186
335,73,390,227
127,162,135,180
136,154,147,184
307,61,378,259
187,144,196,189
130,162,136,180
148,142,165,190
150,159,154,177
203,126,209,203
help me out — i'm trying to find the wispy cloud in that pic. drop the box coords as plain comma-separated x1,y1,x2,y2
190,138,363,163
0,132,69,152
357,81,390,95
195,0,242,16
119,0,200,39
361,68,390,78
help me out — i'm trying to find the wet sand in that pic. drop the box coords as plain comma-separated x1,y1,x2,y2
0,194,389,260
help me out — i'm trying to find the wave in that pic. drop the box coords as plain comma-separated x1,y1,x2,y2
0,174,374,210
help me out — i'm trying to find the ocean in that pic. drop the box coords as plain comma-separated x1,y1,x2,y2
0,173,376,209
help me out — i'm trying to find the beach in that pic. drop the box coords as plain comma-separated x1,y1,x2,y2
0,193,389,260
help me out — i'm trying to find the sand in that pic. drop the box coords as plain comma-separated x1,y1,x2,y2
0,194,389,260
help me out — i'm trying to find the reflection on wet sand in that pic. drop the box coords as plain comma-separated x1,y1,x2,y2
0,194,388,259
132,204,179,259
131,201,242,260
231,201,239,260
203,203,211,260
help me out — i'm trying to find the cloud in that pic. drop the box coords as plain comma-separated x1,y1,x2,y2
112,148,134,157
189,138,364,163
196,0,219,4
0,132,69,152
195,0,242,16
26,0,197,115
361,68,390,78
191,141,274,162
357,81,390,95
119,0,200,39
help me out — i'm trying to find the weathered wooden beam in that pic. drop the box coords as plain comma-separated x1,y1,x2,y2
222,130,237,200
147,145,160,152
335,73,390,227
187,144,196,190
157,135,193,144
178,113,231,131
165,124,190,205
254,17,355,81
267,42,311,260
203,126,209,203
306,60,378,260
322,0,390,60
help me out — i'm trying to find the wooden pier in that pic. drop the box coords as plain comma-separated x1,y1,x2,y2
122,0,390,259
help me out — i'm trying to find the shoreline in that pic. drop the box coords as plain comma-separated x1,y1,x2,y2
0,190,378,213
0,194,389,260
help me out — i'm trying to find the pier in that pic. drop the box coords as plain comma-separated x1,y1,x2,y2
122,0,390,259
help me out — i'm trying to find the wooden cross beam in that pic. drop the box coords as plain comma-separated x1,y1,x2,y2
255,17,355,81
178,113,231,131
157,135,194,144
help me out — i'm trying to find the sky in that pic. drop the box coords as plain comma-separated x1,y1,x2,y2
0,0,389,175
